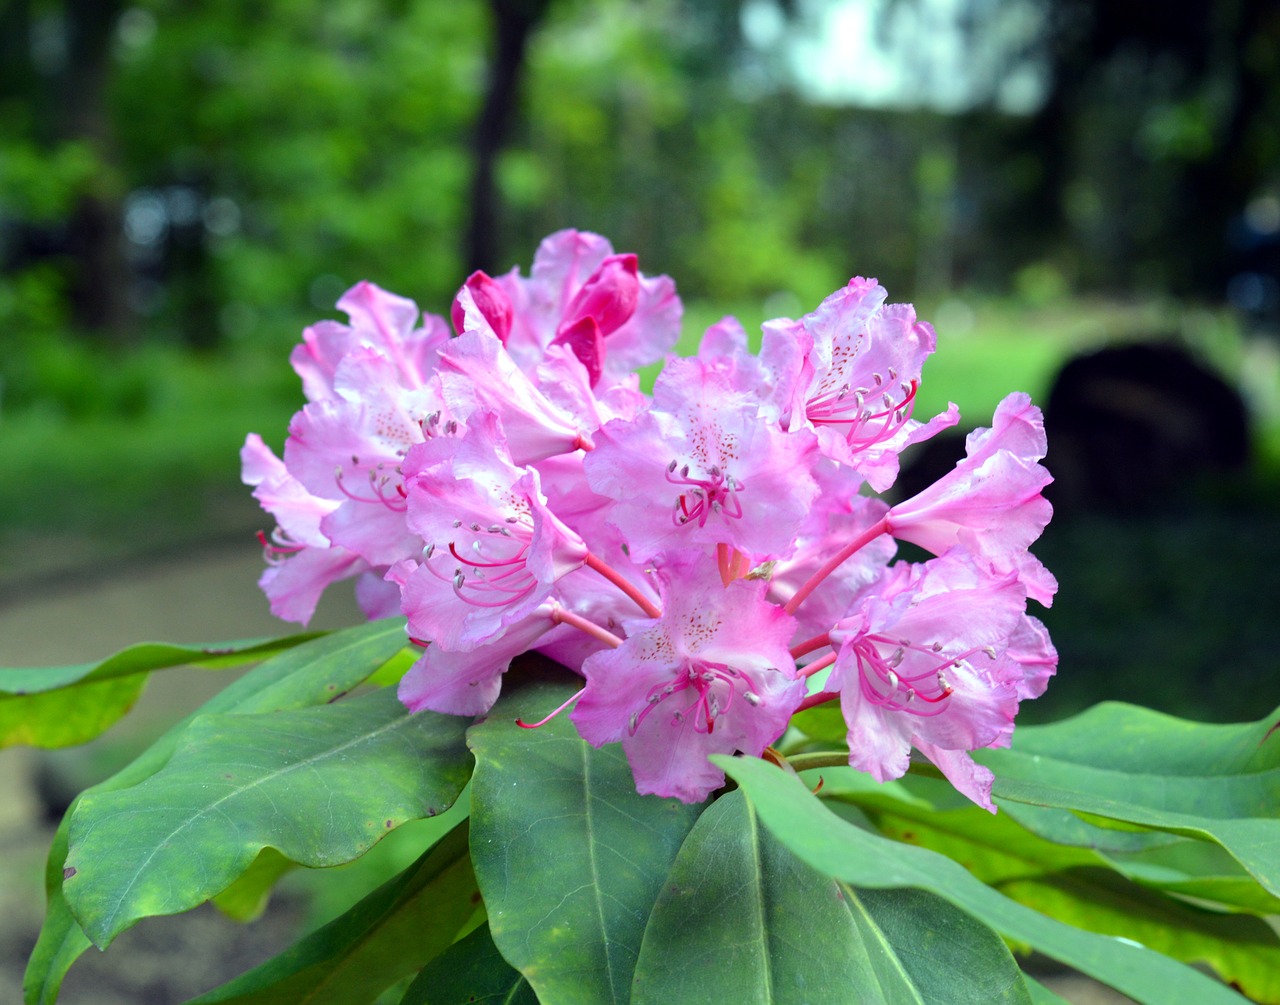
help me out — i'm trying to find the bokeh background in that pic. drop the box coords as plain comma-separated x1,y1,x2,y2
2,2,1279,999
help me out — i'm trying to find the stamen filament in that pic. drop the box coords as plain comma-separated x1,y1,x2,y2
453,580,537,608
516,686,586,728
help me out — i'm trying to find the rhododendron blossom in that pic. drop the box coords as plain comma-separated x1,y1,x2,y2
245,228,1058,806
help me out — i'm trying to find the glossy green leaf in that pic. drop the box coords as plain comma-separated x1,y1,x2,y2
632,791,1032,1005
978,702,1280,898
399,924,537,1005
25,620,414,1004
716,755,1248,1005
187,820,477,1004
824,770,1280,1002
467,667,705,1005
64,686,472,948
0,633,321,749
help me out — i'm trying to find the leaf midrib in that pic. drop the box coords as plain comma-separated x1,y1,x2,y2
79,699,411,938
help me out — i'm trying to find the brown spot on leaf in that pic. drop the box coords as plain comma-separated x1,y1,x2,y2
63,867,77,880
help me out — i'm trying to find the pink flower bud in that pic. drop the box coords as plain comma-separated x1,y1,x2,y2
452,270,515,343
559,253,639,339
551,315,606,386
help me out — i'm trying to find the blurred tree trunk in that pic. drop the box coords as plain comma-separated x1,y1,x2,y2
61,0,132,342
1029,0,1280,295
465,0,552,275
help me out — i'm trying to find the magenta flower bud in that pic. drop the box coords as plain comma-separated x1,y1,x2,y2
559,253,639,339
550,315,606,386
452,270,515,342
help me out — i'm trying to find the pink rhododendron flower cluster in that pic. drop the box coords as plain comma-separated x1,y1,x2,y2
244,229,1057,809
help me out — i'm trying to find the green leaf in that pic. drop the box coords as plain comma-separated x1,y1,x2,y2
186,820,477,1005
26,620,413,1005
977,702,1280,899
212,848,298,923
1023,976,1071,1005
466,666,705,1005
22,833,91,1005
825,770,1280,1002
399,924,537,1005
64,688,472,947
291,799,473,937
0,633,321,749
632,791,1032,1005
997,869,1280,1004
716,755,1249,1005
1100,836,1280,915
